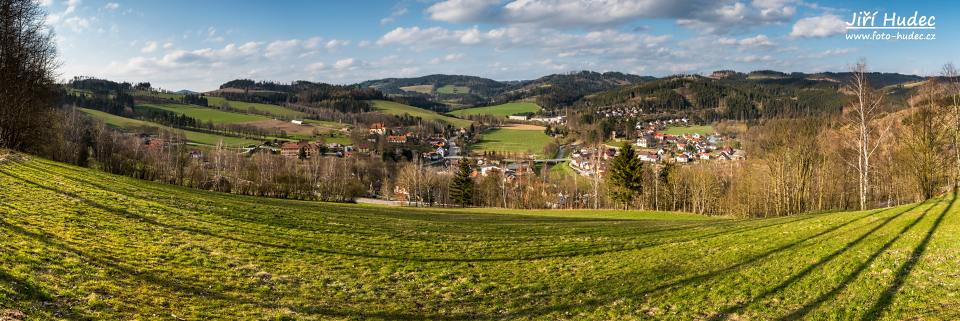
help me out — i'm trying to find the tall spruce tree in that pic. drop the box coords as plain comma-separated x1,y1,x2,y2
449,160,474,207
298,146,307,160
608,142,644,209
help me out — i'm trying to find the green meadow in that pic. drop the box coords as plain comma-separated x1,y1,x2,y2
662,125,716,136
136,103,269,124
78,108,261,146
204,96,306,119
471,128,553,155
436,85,470,94
449,102,541,118
0,156,958,319
370,100,472,128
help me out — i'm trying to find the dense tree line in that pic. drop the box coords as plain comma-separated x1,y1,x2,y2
0,0,58,151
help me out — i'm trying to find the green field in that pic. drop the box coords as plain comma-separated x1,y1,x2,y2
1,157,959,319
449,102,541,117
132,90,183,100
398,85,434,94
79,109,261,146
137,103,269,124
662,125,715,135
472,128,553,155
370,100,472,128
436,85,470,94
205,96,306,119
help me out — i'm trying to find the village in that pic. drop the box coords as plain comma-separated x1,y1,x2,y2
136,113,745,189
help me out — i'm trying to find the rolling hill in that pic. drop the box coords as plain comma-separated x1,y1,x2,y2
370,100,472,128
449,102,541,117
1,156,958,319
79,108,262,146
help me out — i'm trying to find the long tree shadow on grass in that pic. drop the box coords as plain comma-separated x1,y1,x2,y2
776,196,949,320
0,168,827,263
860,191,955,320
0,270,91,320
500,204,904,319
705,200,937,321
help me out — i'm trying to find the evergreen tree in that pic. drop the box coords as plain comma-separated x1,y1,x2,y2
449,160,474,207
608,142,644,209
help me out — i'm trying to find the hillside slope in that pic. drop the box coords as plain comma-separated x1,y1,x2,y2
1,157,958,320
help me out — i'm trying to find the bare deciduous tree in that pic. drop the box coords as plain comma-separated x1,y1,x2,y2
844,60,889,210
942,63,960,187
0,0,58,151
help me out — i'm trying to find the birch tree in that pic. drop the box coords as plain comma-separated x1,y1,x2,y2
845,60,888,210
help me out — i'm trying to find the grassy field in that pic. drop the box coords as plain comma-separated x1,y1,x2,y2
449,102,541,118
137,103,269,124
472,128,553,155
662,125,715,136
436,85,470,94
79,109,261,146
1,157,959,319
399,85,434,94
370,100,472,128
132,90,183,100
205,96,306,119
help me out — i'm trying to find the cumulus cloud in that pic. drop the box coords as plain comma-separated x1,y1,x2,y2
790,14,846,38
265,39,301,57
378,25,670,53
426,0,501,23
334,58,357,70
425,0,796,33
103,2,119,11
735,55,773,63
324,39,350,50
380,6,409,25
718,34,774,47
430,53,466,64
141,41,159,53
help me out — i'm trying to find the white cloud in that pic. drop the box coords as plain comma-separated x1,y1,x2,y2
324,39,350,50
61,16,93,32
265,39,301,57
427,0,500,23
380,6,409,25
718,34,774,47
430,53,466,64
64,0,81,15
735,55,773,63
425,0,795,33
304,37,324,49
790,14,846,38
334,58,357,70
163,42,174,49
38,0,54,6
103,2,119,11
141,41,159,53
307,62,327,72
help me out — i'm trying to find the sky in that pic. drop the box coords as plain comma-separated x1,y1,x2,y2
43,0,959,91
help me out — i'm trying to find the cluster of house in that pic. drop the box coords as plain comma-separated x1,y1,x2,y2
568,127,746,177
273,141,354,158
507,114,566,124
633,132,744,163
368,122,413,145
596,106,647,119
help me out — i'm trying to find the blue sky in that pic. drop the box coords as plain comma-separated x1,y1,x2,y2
44,0,958,91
